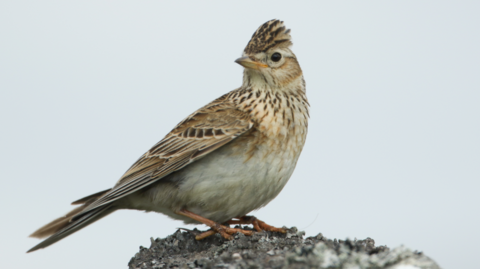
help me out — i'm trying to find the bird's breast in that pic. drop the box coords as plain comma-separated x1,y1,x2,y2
239,90,309,162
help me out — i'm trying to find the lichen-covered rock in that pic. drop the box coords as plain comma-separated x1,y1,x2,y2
128,227,440,269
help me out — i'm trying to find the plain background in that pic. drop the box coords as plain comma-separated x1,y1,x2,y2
1,1,479,268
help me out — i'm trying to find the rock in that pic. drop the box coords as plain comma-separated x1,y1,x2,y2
128,227,440,269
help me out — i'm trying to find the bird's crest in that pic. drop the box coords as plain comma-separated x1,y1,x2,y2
244,19,292,54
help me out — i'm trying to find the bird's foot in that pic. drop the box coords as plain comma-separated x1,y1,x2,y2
195,225,254,240
175,209,253,240
227,215,287,233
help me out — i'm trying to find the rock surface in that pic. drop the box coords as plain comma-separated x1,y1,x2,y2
129,227,440,269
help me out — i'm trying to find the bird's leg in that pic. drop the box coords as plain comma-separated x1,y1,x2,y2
227,216,287,233
175,209,254,240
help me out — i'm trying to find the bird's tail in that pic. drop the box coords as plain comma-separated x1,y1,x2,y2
27,189,113,253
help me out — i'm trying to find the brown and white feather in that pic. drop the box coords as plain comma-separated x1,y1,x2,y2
28,19,309,252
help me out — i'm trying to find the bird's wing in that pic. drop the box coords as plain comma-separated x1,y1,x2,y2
80,95,253,215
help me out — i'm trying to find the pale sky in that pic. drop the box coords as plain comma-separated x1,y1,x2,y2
1,1,479,269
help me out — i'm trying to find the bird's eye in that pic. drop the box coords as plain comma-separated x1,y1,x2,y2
271,53,282,62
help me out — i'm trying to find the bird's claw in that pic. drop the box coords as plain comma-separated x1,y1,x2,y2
196,224,254,240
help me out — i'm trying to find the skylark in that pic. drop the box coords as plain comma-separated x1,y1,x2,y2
28,19,309,252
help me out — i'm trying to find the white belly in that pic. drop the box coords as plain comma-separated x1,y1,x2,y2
125,133,304,224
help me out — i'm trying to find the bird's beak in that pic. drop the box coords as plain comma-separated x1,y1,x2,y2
235,56,268,70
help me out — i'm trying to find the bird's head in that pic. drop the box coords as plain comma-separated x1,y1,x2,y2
235,20,303,88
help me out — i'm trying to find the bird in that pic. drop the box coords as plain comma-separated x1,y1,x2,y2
28,19,309,253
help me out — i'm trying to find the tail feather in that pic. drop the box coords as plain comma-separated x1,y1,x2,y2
29,205,86,239
28,189,114,253
71,189,110,205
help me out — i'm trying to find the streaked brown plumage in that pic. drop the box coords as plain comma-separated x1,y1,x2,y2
28,19,309,252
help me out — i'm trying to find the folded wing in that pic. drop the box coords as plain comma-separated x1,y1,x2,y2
79,96,253,217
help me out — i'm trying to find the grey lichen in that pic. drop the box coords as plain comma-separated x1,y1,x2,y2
128,227,440,269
